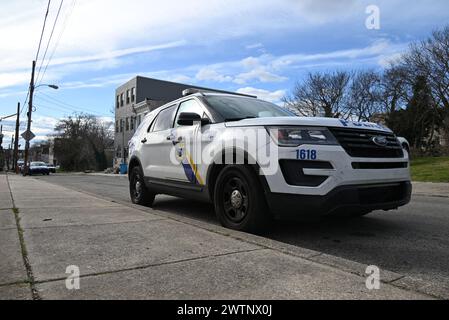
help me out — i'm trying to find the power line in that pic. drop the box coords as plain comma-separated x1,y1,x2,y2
33,103,72,117
37,91,107,114
20,88,30,116
36,0,64,83
35,0,51,62
37,0,77,86
35,92,110,116
21,0,51,117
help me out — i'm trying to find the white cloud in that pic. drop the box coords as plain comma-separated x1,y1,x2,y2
378,52,404,68
0,72,32,89
0,115,60,148
196,68,233,83
53,39,406,92
0,0,370,89
270,39,403,70
237,87,286,104
234,68,288,84
245,43,263,50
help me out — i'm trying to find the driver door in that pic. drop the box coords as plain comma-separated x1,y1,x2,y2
167,98,211,185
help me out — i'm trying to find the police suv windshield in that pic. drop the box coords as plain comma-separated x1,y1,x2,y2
204,95,294,122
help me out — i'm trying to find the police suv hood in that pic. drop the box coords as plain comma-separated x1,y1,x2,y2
224,117,392,133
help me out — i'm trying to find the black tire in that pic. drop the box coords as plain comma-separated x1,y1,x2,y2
129,166,155,206
214,165,271,234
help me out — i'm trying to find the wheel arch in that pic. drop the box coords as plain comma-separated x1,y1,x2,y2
128,156,143,180
206,147,270,201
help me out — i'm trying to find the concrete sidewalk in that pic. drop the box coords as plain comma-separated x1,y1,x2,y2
412,182,449,198
0,174,438,300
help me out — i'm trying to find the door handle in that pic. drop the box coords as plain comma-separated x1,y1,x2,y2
141,138,147,143
173,137,183,145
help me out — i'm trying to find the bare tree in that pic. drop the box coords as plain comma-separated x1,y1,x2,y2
380,65,410,115
283,71,351,118
403,26,449,112
53,114,114,171
348,70,382,121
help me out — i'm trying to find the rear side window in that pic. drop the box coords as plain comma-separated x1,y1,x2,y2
151,105,176,132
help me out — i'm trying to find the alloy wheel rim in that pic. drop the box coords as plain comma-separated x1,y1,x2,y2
223,177,249,223
133,174,142,199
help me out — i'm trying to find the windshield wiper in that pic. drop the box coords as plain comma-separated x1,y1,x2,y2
224,116,256,122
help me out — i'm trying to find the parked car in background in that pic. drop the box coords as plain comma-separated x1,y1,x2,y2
29,162,50,175
17,160,25,173
46,163,56,173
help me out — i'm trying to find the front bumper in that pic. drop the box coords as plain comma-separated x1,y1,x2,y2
256,141,412,219
260,144,411,196
266,181,412,220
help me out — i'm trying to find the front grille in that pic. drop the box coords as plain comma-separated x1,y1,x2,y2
329,128,404,158
352,162,408,169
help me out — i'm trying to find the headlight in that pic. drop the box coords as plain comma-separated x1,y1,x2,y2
266,126,338,147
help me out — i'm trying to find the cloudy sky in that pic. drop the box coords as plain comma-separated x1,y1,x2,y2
1,0,449,148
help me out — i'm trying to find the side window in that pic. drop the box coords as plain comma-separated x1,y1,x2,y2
151,105,177,132
175,99,208,127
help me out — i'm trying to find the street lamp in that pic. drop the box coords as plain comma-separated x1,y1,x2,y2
35,84,59,90
22,73,59,176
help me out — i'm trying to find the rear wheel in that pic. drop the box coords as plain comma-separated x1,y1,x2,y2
214,165,271,234
129,166,155,206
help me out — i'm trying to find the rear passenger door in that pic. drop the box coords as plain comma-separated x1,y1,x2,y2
141,105,177,180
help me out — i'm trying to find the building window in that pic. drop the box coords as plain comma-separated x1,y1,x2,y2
115,120,119,132
138,115,141,126
116,96,120,108
131,87,135,102
120,93,124,107
126,90,130,104
130,117,134,131
120,119,124,132
125,117,129,131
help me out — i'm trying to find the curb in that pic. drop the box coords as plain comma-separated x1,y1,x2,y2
15,175,448,300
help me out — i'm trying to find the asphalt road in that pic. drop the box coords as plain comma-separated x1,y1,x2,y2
34,174,449,290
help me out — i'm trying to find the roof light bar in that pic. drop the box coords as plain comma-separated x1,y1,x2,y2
182,88,257,98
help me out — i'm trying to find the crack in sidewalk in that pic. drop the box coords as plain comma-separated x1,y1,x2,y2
34,248,266,285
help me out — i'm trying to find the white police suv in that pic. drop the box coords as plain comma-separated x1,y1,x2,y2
128,89,411,233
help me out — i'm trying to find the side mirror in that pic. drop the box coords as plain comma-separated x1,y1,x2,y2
177,112,207,126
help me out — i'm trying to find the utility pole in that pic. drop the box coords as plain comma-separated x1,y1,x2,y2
10,135,14,171
14,102,20,173
0,125,3,172
23,60,36,176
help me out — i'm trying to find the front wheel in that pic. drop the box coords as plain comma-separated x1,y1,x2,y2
214,165,271,234
129,166,155,206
